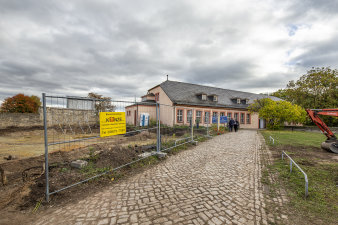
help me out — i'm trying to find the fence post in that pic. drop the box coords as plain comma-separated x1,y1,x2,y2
305,178,308,197
290,160,293,173
156,103,159,152
217,113,220,132
207,123,209,136
158,103,161,151
42,93,49,202
191,109,194,141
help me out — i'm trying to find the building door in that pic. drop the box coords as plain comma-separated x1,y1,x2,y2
134,110,137,126
259,118,265,129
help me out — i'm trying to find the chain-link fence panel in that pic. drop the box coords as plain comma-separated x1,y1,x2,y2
42,94,159,201
159,104,210,153
42,94,216,201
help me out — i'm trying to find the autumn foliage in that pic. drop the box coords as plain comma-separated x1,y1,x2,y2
0,94,40,113
248,98,306,130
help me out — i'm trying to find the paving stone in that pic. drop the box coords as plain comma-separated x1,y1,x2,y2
97,218,109,225
31,131,284,225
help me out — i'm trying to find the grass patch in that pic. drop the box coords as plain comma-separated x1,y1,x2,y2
261,130,338,224
81,162,111,177
80,135,209,181
261,130,326,147
271,160,338,223
129,155,159,168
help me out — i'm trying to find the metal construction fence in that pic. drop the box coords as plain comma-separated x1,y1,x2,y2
42,94,211,201
282,151,309,197
269,136,308,197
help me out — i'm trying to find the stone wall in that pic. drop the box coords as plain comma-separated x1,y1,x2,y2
0,107,97,129
0,112,42,128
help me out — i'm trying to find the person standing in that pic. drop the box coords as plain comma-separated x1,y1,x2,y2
229,118,235,132
234,120,239,132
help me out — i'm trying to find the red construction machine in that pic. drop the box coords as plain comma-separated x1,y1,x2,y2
306,109,338,154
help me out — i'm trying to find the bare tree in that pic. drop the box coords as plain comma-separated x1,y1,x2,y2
87,93,116,113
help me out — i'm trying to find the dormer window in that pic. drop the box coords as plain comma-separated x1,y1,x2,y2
213,96,218,102
202,94,207,100
237,98,241,104
246,99,249,104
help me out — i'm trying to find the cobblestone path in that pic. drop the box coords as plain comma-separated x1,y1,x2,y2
34,130,269,225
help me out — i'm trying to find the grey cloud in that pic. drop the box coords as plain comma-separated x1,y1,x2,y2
290,35,338,69
288,0,338,15
1,61,46,76
185,60,257,85
1,0,338,101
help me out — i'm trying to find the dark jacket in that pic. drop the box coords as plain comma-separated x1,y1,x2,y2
229,119,235,126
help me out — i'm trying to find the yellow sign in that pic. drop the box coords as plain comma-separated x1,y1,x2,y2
100,112,126,137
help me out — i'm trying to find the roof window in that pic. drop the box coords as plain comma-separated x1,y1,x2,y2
213,96,218,102
237,98,241,104
202,94,207,100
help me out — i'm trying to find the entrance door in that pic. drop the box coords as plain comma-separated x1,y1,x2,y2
134,110,137,126
259,118,265,129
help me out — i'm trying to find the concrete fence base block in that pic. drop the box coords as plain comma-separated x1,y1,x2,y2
70,160,88,169
156,152,167,159
138,152,153,158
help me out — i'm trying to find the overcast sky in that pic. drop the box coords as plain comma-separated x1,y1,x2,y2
1,0,338,102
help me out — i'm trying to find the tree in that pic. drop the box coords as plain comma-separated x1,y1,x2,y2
272,67,337,108
30,95,42,108
87,93,115,113
0,94,41,113
272,67,338,126
248,98,306,130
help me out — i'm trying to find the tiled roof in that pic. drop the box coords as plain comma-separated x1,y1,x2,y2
125,100,156,108
159,80,280,109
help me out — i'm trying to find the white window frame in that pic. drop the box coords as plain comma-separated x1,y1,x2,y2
196,111,202,122
237,98,241,104
187,110,192,122
213,96,218,101
246,113,251,124
177,109,183,122
204,111,210,123
234,113,238,121
240,113,245,124
202,94,207,100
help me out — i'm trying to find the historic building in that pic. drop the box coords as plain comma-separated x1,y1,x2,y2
125,80,280,128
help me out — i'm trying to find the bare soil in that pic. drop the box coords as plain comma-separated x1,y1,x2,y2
0,126,201,224
270,144,338,165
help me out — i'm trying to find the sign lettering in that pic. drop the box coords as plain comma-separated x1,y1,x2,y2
100,112,126,137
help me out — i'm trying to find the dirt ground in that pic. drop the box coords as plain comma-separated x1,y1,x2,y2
0,125,130,164
0,125,205,225
0,134,160,224
270,144,338,165
0,126,197,164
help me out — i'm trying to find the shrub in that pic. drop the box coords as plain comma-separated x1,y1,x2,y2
0,93,40,113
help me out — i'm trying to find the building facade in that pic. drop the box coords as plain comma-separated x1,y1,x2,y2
125,80,280,129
